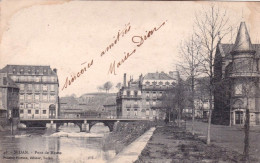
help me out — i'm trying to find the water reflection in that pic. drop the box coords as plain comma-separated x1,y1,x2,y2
0,123,116,163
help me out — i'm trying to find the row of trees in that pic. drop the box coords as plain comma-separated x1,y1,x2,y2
97,81,122,93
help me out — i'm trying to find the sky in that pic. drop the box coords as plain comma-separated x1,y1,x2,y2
0,1,260,97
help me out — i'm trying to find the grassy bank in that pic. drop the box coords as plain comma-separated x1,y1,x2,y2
102,121,157,154
135,125,258,163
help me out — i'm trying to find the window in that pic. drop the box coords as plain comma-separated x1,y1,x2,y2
35,84,40,91
19,94,24,100
42,76,47,82
146,101,149,106
153,101,156,106
35,77,40,82
43,94,48,101
20,103,24,108
50,85,55,91
28,110,31,114
42,85,48,91
35,110,39,114
145,81,150,85
127,91,130,97
20,84,25,90
51,77,56,82
27,84,32,91
146,109,149,116
134,91,138,97
27,94,33,101
20,69,24,74
159,81,163,85
20,110,24,114
34,94,40,101
43,110,46,114
134,109,138,116
27,103,32,108
153,92,156,98
35,103,39,108
50,95,55,101
235,83,243,95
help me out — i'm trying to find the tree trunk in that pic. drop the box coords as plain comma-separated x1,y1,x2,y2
243,99,250,162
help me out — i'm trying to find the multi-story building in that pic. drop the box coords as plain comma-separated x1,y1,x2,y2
213,21,260,126
0,65,59,119
116,72,178,119
116,74,143,119
0,73,19,127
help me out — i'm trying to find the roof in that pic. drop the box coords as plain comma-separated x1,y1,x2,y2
0,65,57,76
232,22,254,52
143,72,174,80
0,73,19,88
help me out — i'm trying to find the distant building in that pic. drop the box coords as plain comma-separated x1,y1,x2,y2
0,73,19,127
213,22,260,126
0,65,59,119
103,103,117,118
60,93,117,118
60,96,84,118
116,71,178,119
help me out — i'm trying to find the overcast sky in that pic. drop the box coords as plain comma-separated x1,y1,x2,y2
0,1,259,97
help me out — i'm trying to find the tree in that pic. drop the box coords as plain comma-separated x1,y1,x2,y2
178,34,203,135
103,81,113,93
194,4,231,144
116,82,122,90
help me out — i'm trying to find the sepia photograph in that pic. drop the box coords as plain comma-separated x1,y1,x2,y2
0,0,260,162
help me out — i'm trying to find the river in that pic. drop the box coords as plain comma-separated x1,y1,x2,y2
0,123,116,163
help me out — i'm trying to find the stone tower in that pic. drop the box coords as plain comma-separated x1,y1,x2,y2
230,22,260,125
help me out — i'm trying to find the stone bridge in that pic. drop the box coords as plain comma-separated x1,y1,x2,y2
20,118,146,132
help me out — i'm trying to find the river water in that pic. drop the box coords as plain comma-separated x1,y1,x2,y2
0,123,116,163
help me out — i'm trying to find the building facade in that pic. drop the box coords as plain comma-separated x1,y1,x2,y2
0,73,19,127
213,22,260,126
116,72,178,119
0,65,59,119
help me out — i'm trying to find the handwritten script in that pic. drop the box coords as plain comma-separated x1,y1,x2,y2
62,21,167,91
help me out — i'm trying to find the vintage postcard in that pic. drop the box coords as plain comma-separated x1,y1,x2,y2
0,0,260,162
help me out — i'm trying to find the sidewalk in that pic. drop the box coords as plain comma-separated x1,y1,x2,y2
108,127,156,163
185,121,260,161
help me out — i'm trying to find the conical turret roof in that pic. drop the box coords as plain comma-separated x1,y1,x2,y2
232,22,254,52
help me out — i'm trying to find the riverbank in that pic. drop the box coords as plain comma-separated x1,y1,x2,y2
102,121,157,154
135,125,258,163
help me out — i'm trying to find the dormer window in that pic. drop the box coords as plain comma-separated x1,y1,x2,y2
12,68,16,74
20,69,24,74
28,69,31,74
159,81,163,85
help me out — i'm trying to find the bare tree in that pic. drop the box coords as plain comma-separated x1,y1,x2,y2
194,4,231,144
103,81,113,93
178,34,203,135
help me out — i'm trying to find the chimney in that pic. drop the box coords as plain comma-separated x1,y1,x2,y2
123,73,126,87
53,68,57,74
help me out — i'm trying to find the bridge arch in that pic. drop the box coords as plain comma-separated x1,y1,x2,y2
88,121,115,132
